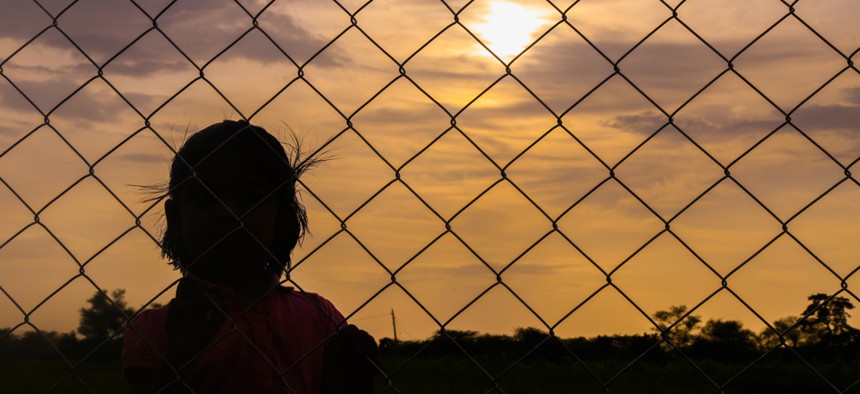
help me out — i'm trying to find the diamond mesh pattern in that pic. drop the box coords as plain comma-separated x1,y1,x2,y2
1,0,859,392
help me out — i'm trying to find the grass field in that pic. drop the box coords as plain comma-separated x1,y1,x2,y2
0,360,128,393
2,356,858,393
376,355,860,394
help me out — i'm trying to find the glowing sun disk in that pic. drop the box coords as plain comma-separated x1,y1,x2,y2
473,1,549,58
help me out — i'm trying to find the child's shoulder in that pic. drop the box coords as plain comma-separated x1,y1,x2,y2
126,305,167,340
273,285,333,307
272,286,344,323
128,304,169,330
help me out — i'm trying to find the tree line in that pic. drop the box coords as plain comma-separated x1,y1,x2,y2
1,290,857,362
1,289,136,361
380,293,859,361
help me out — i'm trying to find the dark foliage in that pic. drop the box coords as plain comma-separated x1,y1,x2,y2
78,289,135,343
1,289,135,362
798,293,860,346
688,319,758,360
379,296,860,364
2,291,859,366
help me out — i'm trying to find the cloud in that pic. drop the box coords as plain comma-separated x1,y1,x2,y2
103,56,191,77
605,111,665,133
844,87,860,104
0,0,344,76
605,109,785,140
0,1,53,42
154,2,343,66
115,152,167,164
793,104,860,133
0,69,87,112
4,0,860,341
0,73,141,124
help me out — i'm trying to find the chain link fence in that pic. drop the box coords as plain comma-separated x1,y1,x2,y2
1,0,859,392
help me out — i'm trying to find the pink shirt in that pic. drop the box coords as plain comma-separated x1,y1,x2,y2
122,286,345,393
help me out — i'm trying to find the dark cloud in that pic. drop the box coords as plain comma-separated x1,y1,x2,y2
604,109,784,150
115,152,167,163
842,87,860,104
50,86,138,123
85,31,199,78
0,79,38,114
1,2,150,65
605,111,665,133
1,0,344,75
0,70,86,112
675,115,781,137
793,104,860,133
0,68,155,124
0,0,54,42
122,92,161,113
151,0,346,67
252,11,347,66
4,76,83,119
516,38,727,113
515,40,614,80
34,0,77,16
512,40,615,112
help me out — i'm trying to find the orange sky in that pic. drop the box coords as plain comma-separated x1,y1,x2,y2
1,0,859,342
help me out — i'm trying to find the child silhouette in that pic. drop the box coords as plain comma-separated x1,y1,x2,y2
122,120,378,393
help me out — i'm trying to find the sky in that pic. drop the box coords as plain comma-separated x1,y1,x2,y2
1,0,859,344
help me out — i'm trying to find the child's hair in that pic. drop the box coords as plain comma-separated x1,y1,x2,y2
158,120,316,276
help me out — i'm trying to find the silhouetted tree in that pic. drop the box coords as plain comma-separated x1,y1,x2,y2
424,330,481,356
78,289,135,344
652,305,701,348
512,327,554,357
513,327,547,346
434,329,479,341
699,319,755,345
797,293,858,346
0,328,16,358
759,316,803,349
684,319,757,359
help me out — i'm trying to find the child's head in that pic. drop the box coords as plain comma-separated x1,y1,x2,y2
160,120,311,285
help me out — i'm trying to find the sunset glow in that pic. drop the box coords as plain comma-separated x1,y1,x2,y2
471,1,550,59
1,0,859,348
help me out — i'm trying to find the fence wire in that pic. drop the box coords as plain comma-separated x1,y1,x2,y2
1,0,859,392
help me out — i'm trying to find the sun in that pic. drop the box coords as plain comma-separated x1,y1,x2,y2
472,1,551,59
